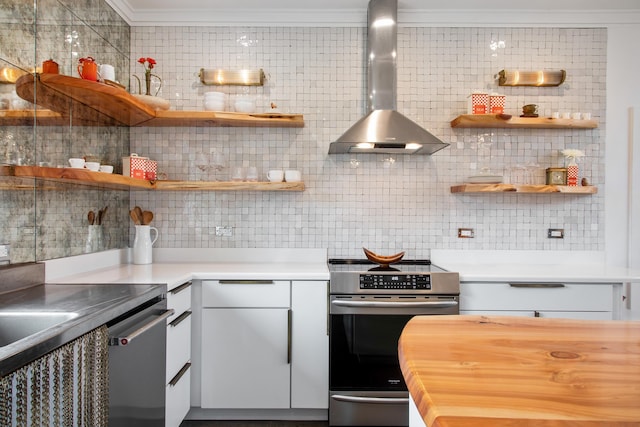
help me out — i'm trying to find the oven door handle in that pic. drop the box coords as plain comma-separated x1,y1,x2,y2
331,300,458,309
331,394,409,404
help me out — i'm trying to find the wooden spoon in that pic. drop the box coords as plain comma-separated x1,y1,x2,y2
129,209,141,225
87,210,95,225
142,210,153,225
134,206,143,221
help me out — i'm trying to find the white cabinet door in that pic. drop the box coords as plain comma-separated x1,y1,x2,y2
291,281,329,409
166,281,192,427
201,307,291,409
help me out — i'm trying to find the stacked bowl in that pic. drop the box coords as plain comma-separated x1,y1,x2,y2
203,91,226,111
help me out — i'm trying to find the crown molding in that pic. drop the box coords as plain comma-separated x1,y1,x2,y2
104,0,640,27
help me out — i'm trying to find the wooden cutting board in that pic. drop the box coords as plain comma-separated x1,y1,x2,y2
398,315,640,427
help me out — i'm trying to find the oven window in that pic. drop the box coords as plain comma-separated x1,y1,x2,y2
330,314,413,391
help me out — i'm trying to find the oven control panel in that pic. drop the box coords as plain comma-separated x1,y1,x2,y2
359,274,431,290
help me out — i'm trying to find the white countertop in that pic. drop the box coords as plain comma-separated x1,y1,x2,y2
45,248,330,289
44,248,640,289
432,250,640,283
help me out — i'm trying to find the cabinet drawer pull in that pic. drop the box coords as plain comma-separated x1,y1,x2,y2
509,283,565,288
170,280,192,294
168,362,191,387
219,280,275,285
287,309,292,364
169,310,192,327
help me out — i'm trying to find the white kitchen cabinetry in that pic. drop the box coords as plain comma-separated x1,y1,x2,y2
201,280,291,409
165,280,193,427
291,281,329,409
460,282,615,320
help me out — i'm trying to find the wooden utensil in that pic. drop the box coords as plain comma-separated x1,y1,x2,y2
97,206,108,225
142,210,153,225
87,210,95,225
129,209,141,225
134,206,143,222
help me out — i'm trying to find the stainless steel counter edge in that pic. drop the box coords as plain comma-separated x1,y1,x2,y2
0,283,166,377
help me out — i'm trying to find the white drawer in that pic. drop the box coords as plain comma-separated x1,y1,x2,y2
202,280,290,308
460,282,613,312
167,311,191,379
167,281,192,323
166,361,191,427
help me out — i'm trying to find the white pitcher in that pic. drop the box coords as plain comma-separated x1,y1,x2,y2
133,225,158,265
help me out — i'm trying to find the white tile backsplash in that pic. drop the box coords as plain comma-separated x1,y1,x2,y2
130,26,605,259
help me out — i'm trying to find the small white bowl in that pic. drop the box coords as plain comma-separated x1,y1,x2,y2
99,165,114,173
68,158,85,168
85,162,100,171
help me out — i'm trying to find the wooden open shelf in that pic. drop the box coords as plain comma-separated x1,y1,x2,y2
13,73,304,128
450,114,597,129
451,183,597,194
0,166,305,191
0,109,70,126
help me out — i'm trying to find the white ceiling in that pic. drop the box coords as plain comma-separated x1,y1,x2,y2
105,0,640,26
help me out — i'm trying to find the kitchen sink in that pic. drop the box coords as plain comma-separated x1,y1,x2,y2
0,312,79,347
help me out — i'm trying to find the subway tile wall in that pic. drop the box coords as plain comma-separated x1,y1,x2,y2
130,26,605,259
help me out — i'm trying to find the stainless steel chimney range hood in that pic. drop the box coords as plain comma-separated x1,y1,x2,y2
328,0,449,155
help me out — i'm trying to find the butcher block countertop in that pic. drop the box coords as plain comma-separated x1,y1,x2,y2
398,315,640,427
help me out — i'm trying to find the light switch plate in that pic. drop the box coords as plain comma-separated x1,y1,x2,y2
215,226,234,237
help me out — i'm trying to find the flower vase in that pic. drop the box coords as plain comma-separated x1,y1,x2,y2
144,71,152,96
567,158,579,186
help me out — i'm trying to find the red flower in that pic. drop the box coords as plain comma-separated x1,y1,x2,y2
138,57,156,72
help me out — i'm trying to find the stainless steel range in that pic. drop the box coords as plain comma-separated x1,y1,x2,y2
328,257,460,426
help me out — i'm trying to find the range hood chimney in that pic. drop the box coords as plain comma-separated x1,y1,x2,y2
328,0,449,155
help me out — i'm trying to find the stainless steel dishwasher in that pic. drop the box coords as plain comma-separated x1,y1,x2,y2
108,295,174,426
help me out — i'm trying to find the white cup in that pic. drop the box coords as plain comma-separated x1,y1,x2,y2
571,112,582,120
267,170,284,182
561,112,571,119
551,112,560,119
85,162,100,171
99,165,114,173
582,112,591,120
284,170,302,182
246,166,258,182
68,158,85,168
99,64,115,82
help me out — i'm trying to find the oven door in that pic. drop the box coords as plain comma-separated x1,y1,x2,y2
329,294,458,426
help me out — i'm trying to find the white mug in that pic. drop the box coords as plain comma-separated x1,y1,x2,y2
99,64,115,82
571,112,582,120
267,170,284,182
284,170,302,182
582,112,592,120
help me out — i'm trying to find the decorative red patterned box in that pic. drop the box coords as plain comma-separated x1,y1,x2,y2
145,159,157,181
122,154,147,180
489,94,505,114
469,92,489,115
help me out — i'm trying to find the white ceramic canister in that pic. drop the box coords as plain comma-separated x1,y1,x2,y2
133,225,159,264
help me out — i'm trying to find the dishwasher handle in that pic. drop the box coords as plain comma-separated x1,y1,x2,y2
109,308,174,346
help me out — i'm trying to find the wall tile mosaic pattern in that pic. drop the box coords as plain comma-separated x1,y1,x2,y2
130,26,606,258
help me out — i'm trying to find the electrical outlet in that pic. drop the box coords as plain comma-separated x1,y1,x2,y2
458,228,474,238
215,226,234,237
548,228,564,239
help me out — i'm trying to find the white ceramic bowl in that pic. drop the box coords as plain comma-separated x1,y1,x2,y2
68,158,85,168
204,100,225,111
85,162,100,171
99,165,114,173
